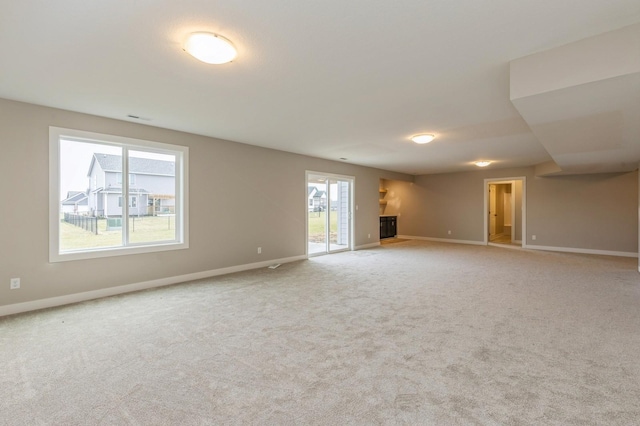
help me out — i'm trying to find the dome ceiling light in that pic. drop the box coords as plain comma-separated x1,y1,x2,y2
183,32,237,64
411,134,435,144
475,161,492,167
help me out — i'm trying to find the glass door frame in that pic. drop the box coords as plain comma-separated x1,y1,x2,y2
306,170,355,257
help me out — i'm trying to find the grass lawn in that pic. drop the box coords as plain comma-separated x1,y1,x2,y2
308,211,337,242
60,216,176,251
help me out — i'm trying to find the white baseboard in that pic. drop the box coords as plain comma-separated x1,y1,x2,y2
524,244,637,258
0,255,307,318
355,242,381,250
398,235,485,246
399,236,637,258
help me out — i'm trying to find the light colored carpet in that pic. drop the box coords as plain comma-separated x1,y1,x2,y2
1,240,639,425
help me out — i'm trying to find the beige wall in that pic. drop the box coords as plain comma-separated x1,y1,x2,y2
0,98,411,308
379,179,428,237
527,172,637,252
514,180,523,241
409,167,638,253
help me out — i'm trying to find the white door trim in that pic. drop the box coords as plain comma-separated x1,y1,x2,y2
306,170,355,257
483,177,527,246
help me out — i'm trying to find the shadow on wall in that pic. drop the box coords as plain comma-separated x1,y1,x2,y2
380,179,403,216
379,178,429,237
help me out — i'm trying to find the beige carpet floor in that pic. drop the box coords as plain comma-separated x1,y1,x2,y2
1,240,639,425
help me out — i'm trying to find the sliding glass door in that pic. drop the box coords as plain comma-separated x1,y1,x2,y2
307,172,353,256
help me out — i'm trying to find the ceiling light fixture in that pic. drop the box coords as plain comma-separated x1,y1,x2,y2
183,32,237,64
475,161,492,167
411,134,435,144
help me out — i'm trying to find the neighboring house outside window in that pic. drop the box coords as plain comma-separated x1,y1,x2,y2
307,186,327,211
88,153,174,218
60,191,90,214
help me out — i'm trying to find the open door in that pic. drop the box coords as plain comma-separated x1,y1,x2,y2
307,172,353,256
484,177,526,247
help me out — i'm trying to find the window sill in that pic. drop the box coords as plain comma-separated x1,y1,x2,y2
50,241,189,263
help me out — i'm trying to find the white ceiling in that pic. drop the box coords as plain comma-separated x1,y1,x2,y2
1,1,639,175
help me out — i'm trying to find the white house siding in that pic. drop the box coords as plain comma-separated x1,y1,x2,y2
105,194,120,217
135,173,174,195
96,192,104,214
104,171,120,188
88,163,106,213
337,181,349,245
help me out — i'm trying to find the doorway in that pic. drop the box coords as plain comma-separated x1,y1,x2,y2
306,171,354,256
484,177,526,247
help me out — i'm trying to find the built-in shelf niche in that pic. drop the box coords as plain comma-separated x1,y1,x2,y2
379,187,388,205
379,184,388,215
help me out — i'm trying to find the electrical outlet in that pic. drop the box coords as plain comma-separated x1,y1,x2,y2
532,235,537,241
448,230,451,235
257,247,262,254
10,278,20,290
368,233,371,239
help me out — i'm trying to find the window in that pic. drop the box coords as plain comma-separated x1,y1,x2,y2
49,127,189,262
118,196,137,208
117,173,136,185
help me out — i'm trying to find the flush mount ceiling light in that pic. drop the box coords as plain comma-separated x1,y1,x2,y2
183,32,237,64
411,134,435,144
475,161,492,167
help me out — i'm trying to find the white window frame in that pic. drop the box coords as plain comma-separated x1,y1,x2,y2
49,127,189,262
117,173,136,185
117,196,137,208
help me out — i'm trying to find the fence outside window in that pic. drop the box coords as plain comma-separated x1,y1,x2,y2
63,213,98,235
